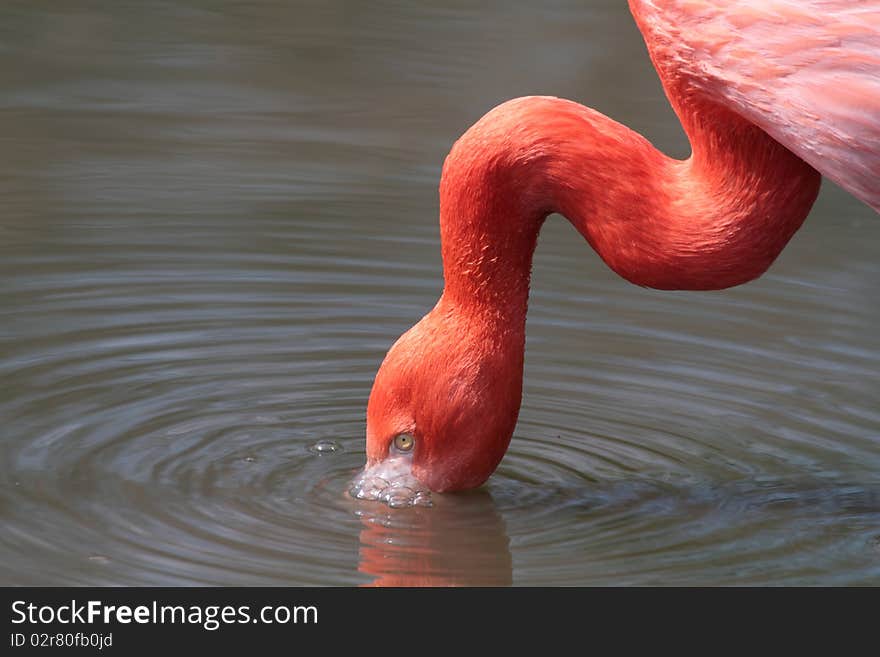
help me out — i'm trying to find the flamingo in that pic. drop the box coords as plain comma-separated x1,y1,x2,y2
354,0,880,497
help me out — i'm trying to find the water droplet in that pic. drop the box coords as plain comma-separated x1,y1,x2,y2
309,440,341,454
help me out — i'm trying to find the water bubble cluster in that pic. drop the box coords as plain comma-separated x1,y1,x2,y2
349,456,433,508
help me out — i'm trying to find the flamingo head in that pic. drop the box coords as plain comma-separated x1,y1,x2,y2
351,305,523,503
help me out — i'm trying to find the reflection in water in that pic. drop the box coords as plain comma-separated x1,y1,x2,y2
352,477,880,586
355,489,512,587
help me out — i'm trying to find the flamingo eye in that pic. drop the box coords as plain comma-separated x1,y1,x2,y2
391,433,415,453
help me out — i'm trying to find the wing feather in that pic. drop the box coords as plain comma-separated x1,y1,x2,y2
631,0,880,212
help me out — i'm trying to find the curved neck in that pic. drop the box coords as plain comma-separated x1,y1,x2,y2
436,95,820,328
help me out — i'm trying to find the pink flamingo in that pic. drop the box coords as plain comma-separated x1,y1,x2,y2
355,1,880,496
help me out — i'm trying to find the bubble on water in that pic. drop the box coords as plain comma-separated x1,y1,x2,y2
348,454,433,508
412,491,432,507
310,440,341,455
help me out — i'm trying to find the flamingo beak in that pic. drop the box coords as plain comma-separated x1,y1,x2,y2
349,453,433,508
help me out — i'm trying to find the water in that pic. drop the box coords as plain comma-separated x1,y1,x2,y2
1,1,879,586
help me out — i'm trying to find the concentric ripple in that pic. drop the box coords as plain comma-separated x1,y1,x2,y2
2,208,877,586
1,1,879,586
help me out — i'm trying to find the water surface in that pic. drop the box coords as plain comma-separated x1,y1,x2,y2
1,1,879,585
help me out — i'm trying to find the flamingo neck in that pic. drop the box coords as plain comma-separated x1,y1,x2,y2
435,95,820,332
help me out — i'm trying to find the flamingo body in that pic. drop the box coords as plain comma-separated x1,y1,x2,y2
633,0,880,213
359,0,880,495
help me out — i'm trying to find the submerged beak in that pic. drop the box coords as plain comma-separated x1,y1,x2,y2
349,453,433,508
